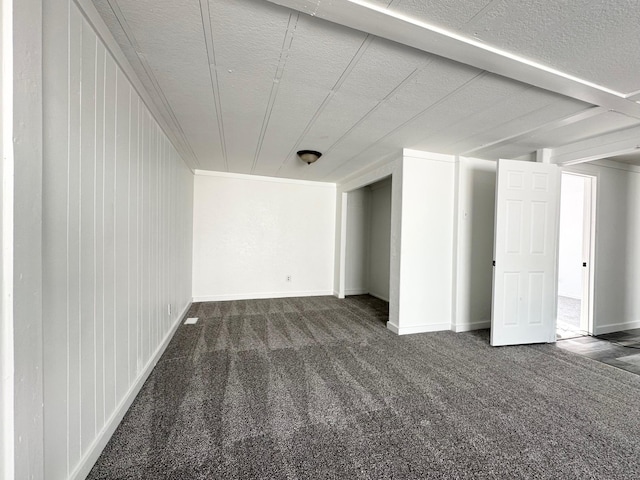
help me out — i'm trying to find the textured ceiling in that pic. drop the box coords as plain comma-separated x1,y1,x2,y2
370,0,640,95
92,0,640,181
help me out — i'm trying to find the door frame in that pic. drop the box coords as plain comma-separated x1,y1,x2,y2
559,170,598,335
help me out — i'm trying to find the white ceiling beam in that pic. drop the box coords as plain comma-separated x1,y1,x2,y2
264,0,640,119
461,106,607,157
549,125,640,165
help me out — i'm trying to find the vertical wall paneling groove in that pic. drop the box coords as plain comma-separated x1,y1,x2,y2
128,91,138,386
43,1,194,478
137,99,143,375
79,18,96,455
150,123,156,350
67,5,82,469
43,0,70,477
94,39,105,435
115,68,129,402
143,110,150,363
102,44,116,424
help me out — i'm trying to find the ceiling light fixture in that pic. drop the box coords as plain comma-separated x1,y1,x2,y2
297,150,322,165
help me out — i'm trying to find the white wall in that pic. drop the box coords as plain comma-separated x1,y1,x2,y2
368,178,391,301
345,187,370,295
192,171,336,301
558,173,585,299
453,157,496,332
1,2,11,476
42,1,194,478
3,0,44,478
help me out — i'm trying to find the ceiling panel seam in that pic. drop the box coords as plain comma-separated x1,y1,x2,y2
200,0,228,171
276,34,374,175
320,71,487,180
251,13,300,174
106,0,201,168
445,100,573,152
408,84,535,148
319,61,433,158
460,106,606,156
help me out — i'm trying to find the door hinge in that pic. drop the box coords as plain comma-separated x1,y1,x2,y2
492,260,496,266
583,262,587,267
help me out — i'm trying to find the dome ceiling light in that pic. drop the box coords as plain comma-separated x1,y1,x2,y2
297,150,322,165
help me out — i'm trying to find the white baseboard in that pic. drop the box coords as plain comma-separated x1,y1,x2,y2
453,320,491,333
345,288,368,296
593,319,640,336
70,301,191,480
387,321,451,335
192,290,333,302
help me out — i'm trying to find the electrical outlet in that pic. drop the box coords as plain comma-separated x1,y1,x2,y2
286,275,292,282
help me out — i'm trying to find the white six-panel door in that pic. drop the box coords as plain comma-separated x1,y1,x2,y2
491,159,561,346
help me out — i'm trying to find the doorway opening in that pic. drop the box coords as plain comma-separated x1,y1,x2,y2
556,172,596,340
344,176,392,321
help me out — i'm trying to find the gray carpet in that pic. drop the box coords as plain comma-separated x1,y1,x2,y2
88,295,640,479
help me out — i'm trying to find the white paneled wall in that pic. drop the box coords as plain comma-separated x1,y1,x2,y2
42,2,193,478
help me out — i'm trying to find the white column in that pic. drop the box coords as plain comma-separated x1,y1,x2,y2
388,150,456,335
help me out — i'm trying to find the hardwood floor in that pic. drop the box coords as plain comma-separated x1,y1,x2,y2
557,328,640,376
